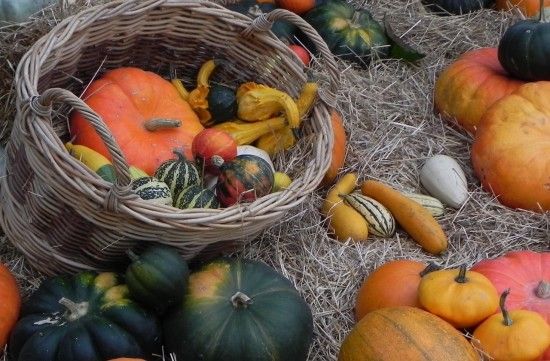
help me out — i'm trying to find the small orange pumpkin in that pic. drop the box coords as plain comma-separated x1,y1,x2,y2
418,265,499,329
288,44,311,66
0,262,20,351
471,81,550,212
70,67,204,175
354,260,438,321
275,0,315,14
434,47,525,134
496,0,550,16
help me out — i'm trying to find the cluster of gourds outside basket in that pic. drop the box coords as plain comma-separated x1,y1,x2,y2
0,0,549,360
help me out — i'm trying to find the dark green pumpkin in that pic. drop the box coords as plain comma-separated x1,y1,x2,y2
215,154,274,207
422,0,493,14
173,184,220,209
131,176,172,205
498,6,550,80
8,272,161,361
206,84,237,126
126,245,189,315
154,150,200,196
302,0,389,66
163,258,314,361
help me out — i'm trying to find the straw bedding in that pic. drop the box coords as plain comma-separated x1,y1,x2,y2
0,0,548,360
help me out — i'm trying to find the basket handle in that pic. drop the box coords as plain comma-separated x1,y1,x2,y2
241,8,339,107
29,88,133,204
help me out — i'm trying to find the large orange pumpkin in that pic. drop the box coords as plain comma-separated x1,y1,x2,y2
70,67,203,175
434,47,525,134
338,306,480,361
472,81,550,212
496,0,550,16
0,263,20,352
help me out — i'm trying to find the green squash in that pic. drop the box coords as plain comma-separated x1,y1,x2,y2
173,184,220,209
422,0,494,15
163,258,314,361
498,3,550,80
154,150,201,196
302,0,389,66
8,272,161,361
207,84,238,125
126,245,189,315
131,176,173,205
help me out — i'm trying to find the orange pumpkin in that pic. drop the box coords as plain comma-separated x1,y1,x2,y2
434,47,525,134
339,306,480,361
496,0,550,16
321,110,347,187
471,81,550,212
275,0,315,14
0,263,20,351
354,260,438,321
70,67,204,175
288,44,311,66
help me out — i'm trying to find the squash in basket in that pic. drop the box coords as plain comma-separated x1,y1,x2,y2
154,150,201,197
9,272,161,361
163,258,314,361
70,67,203,175
131,177,173,206
192,128,237,175
173,184,220,209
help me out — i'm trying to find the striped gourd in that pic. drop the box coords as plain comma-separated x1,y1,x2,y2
341,193,396,238
154,150,200,196
404,193,445,217
131,176,173,205
174,184,220,209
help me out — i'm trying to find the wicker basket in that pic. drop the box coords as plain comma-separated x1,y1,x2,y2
0,0,339,275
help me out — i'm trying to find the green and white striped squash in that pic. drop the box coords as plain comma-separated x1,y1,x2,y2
131,177,172,205
154,151,200,197
342,193,396,238
404,192,446,217
174,184,220,209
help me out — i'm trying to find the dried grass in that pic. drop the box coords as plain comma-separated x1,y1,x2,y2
0,1,548,361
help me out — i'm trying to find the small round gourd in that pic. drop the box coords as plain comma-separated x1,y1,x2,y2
207,84,237,124
173,184,220,209
154,150,200,196
131,177,172,205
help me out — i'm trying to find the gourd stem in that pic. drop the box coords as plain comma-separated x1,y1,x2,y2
231,291,253,308
59,297,89,321
126,250,139,262
419,262,440,277
144,119,181,131
172,149,187,161
211,155,225,168
535,280,550,299
500,288,513,327
454,264,468,283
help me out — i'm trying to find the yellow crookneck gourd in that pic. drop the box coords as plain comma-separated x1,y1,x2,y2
321,173,369,242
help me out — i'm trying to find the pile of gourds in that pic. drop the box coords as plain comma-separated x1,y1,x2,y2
434,0,550,213
0,246,314,361
341,250,550,361
66,57,334,210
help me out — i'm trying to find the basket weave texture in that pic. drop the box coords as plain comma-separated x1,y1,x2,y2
0,0,339,275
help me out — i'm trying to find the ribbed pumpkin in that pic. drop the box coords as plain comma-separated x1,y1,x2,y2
125,246,189,315
338,306,480,361
163,258,314,361
173,184,220,209
131,177,172,205
154,150,200,197
434,47,525,134
70,67,203,175
9,272,161,361
0,263,20,352
215,154,274,207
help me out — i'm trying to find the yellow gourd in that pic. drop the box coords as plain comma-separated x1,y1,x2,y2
213,117,287,145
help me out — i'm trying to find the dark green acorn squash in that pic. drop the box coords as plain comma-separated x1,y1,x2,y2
163,258,314,361
126,245,190,315
422,0,494,15
498,4,550,80
154,150,200,197
302,0,389,66
173,184,220,209
8,272,161,361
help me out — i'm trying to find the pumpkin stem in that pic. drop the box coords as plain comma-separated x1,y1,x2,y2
500,288,513,327
535,280,550,299
58,297,89,321
454,264,468,284
144,119,181,131
211,155,225,168
419,262,440,277
230,291,253,309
